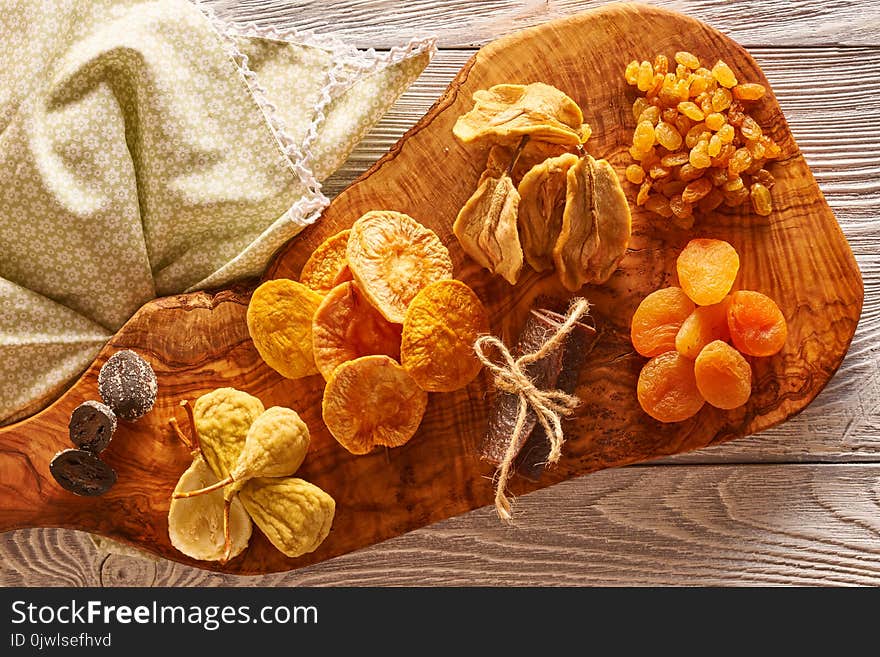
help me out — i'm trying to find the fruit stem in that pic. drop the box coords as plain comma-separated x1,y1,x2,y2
172,475,234,499
168,417,194,451
506,135,530,176
221,499,232,564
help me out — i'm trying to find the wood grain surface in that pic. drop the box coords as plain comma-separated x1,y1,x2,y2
1,0,878,586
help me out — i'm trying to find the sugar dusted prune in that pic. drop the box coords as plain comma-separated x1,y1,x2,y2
98,350,157,421
50,449,117,496
68,400,116,453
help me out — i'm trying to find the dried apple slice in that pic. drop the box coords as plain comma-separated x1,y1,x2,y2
346,211,452,324
312,282,403,381
322,355,428,455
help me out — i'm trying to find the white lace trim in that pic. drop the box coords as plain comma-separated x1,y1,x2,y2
191,0,435,227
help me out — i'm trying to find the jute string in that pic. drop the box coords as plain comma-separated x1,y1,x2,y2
474,298,590,522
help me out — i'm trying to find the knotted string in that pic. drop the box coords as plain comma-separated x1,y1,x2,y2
474,298,591,521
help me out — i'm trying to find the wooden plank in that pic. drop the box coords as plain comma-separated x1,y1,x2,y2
3,463,880,586
323,46,880,462
205,0,880,48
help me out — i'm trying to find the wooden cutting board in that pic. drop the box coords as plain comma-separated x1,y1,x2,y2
0,3,862,574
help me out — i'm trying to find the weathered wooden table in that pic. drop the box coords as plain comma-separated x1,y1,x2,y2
1,0,877,586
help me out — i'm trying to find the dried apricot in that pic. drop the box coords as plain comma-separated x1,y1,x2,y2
347,211,453,324
401,280,489,392
676,238,740,306
675,299,731,359
637,351,705,422
631,287,695,357
312,282,403,381
299,230,351,295
727,290,787,356
694,340,752,409
246,280,323,379
322,355,428,455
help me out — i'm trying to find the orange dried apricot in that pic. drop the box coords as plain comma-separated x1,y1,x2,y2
676,238,740,305
675,298,731,359
694,340,752,409
631,287,695,357
637,351,705,423
312,282,403,381
727,290,787,356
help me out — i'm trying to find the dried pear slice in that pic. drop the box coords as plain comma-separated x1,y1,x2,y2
401,280,490,392
193,387,264,480
346,211,453,324
299,230,351,295
483,141,570,185
240,477,335,558
585,159,632,284
168,455,252,562
247,279,323,379
312,281,402,381
553,155,600,291
322,355,428,455
453,173,524,285
453,83,586,146
517,152,580,272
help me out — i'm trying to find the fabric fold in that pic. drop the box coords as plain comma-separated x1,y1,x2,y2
0,0,434,424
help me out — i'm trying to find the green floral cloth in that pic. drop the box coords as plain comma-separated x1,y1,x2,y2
0,0,433,424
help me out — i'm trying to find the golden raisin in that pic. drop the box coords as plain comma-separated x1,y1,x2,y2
740,116,763,141
676,238,740,306
637,180,652,206
733,83,766,101
625,60,640,85
637,352,705,423
626,164,646,184
694,340,752,409
637,60,654,91
675,51,701,70
711,60,738,88
711,87,733,112
750,182,773,216
682,177,713,203
631,287,695,357
728,148,753,175
655,121,683,150
727,290,787,357
689,141,711,168
704,112,726,131
678,101,705,121
633,121,656,150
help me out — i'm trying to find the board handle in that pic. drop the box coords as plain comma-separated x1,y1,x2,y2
0,417,55,533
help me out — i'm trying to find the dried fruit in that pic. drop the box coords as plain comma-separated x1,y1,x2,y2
694,340,752,409
239,477,335,558
49,448,117,496
193,388,265,480
517,152,579,271
631,287,695,357
675,299,731,359
637,352,705,422
727,290,787,356
299,230,352,295
750,182,773,216
168,455,253,562
584,158,632,283
676,238,740,306
454,173,524,285
453,82,588,147
553,155,599,291
247,279,323,379
312,282,402,381
401,280,489,392
624,53,780,221
97,350,157,421
322,355,427,455
68,400,116,453
348,211,453,323
174,406,310,499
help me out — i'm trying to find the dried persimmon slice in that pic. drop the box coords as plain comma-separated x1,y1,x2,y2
347,211,453,323
246,279,323,379
299,230,352,295
322,355,428,455
401,280,489,392
312,281,403,381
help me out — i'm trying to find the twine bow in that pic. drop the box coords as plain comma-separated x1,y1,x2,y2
474,298,590,521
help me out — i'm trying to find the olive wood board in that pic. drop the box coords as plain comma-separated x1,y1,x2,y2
0,3,862,574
